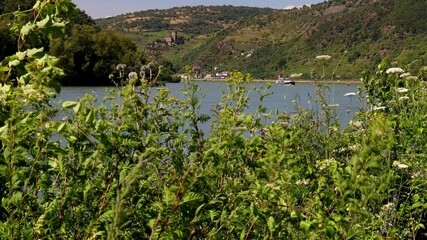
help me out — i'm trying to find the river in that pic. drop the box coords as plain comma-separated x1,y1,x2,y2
57,81,363,128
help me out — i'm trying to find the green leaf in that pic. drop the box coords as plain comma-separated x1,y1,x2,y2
73,102,81,113
36,16,50,29
0,85,11,93
8,60,20,67
62,101,78,109
16,51,26,60
267,216,276,233
0,125,8,137
57,122,66,132
300,221,312,233
0,66,10,72
20,23,34,39
26,47,44,57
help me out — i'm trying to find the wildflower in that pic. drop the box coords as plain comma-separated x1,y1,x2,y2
381,202,395,212
396,87,409,93
411,172,422,179
400,72,411,78
296,179,310,186
348,144,359,151
344,92,357,97
373,106,386,111
393,161,408,169
108,74,114,80
349,120,363,128
290,73,303,79
315,55,332,60
386,67,404,74
399,96,409,101
128,72,138,79
406,76,418,81
116,64,126,71
317,158,337,170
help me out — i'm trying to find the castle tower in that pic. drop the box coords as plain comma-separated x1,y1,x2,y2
171,30,177,43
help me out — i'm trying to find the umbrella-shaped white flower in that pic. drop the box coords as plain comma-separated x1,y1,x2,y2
315,55,332,60
393,161,408,169
406,76,418,81
386,67,404,74
400,73,411,78
399,96,409,101
396,87,409,93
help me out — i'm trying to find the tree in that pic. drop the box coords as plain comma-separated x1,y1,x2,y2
50,25,147,85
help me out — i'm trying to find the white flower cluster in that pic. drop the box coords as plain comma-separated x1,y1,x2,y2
406,76,418,81
296,179,310,186
396,87,409,93
315,55,332,60
290,73,303,79
386,67,405,74
349,120,363,128
399,96,409,101
317,158,337,170
411,171,426,179
393,161,408,169
381,202,395,213
400,73,411,78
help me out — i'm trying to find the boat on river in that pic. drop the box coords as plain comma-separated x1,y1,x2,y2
275,74,295,86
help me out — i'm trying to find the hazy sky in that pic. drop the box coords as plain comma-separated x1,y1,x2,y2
71,0,324,19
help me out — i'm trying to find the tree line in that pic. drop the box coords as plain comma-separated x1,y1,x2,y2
0,0,178,86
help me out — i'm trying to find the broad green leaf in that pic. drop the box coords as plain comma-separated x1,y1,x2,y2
26,47,44,57
20,23,34,38
57,122,66,132
62,101,78,109
36,16,50,29
16,51,26,60
300,220,315,233
0,125,8,137
0,66,10,72
0,85,11,93
73,102,81,113
8,60,20,67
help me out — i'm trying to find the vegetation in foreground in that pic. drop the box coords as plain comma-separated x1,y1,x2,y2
1,0,427,239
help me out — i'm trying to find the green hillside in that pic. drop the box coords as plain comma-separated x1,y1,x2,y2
97,0,427,79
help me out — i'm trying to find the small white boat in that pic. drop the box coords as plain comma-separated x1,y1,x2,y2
276,75,295,86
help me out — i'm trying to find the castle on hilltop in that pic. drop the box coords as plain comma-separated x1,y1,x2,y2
165,30,178,46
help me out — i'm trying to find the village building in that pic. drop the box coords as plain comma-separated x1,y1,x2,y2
165,30,178,46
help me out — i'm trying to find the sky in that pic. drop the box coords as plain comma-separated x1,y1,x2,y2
71,0,324,19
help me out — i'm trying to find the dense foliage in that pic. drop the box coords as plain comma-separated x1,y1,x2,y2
1,0,427,239
0,0,179,86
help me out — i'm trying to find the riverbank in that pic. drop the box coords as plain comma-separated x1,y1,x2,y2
191,78,362,85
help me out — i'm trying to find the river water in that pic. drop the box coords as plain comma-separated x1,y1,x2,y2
57,81,363,128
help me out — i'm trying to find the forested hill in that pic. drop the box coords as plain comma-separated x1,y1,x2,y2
96,6,277,35
97,0,427,79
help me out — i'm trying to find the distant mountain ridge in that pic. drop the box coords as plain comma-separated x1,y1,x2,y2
96,0,427,79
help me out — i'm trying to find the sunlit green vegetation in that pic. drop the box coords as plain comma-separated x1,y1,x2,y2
98,0,427,79
1,0,427,239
